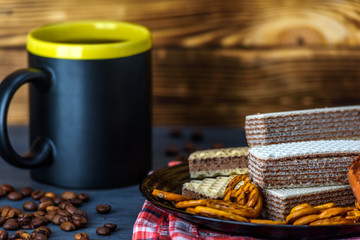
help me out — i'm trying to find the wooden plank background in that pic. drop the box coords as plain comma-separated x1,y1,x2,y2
1,0,360,126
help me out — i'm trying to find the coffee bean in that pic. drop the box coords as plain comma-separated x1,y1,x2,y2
12,208,21,216
45,206,59,214
57,209,72,217
44,192,57,199
165,145,179,156
169,127,182,138
32,233,47,240
17,215,31,226
96,226,111,236
77,193,89,202
211,142,224,149
96,204,111,214
20,224,34,230
7,192,23,201
65,205,87,217
61,191,77,200
1,208,16,219
38,200,54,212
23,201,38,211
60,221,76,231
19,232,31,240
51,215,62,225
0,230,8,240
72,214,87,229
3,219,19,230
53,197,63,205
31,227,51,238
20,187,34,197
58,201,73,210
0,189,6,198
39,196,53,204
31,217,47,228
74,232,89,240
33,211,45,218
183,142,196,154
67,198,83,207
31,190,45,200
191,130,204,141
0,184,15,194
104,223,117,232
0,217,6,226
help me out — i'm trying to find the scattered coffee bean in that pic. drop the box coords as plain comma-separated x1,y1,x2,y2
7,191,22,201
12,208,22,216
23,201,38,211
38,200,54,212
44,192,57,199
53,197,63,205
31,227,51,238
61,191,77,200
51,215,62,225
67,198,83,207
211,142,224,149
31,190,45,200
0,230,8,240
1,207,16,219
96,226,111,236
77,193,89,202
33,211,45,218
0,217,6,226
20,224,35,230
183,142,196,154
20,187,34,197
3,219,19,230
45,206,59,214
169,127,182,138
191,130,204,141
165,145,179,156
74,232,89,240
30,217,47,228
60,221,76,231
104,223,117,232
0,184,15,194
0,189,6,198
96,204,111,214
32,233,47,240
39,196,53,204
19,232,31,239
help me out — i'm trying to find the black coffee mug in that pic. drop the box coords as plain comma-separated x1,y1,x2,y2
0,21,152,188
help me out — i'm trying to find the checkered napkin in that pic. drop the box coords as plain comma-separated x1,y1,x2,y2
132,200,259,240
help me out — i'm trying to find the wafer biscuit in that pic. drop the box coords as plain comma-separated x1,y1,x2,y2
261,185,355,221
248,140,360,189
245,105,360,147
188,147,248,179
182,175,242,199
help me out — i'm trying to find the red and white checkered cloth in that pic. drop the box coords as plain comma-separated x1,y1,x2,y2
132,200,260,240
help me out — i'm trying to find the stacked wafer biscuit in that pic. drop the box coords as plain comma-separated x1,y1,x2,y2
245,105,360,147
245,105,360,221
183,147,249,199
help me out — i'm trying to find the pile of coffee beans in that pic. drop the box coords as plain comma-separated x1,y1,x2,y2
0,183,117,239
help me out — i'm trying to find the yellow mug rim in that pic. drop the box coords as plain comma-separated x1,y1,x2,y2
27,20,152,60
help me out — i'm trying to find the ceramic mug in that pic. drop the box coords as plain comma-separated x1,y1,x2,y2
0,21,152,188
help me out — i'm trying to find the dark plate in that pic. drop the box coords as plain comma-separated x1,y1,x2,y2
140,164,360,240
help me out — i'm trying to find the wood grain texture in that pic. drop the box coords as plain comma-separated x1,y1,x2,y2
1,0,360,126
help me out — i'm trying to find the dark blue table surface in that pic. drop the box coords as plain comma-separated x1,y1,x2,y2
0,126,246,239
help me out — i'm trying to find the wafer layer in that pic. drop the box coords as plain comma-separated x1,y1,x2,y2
182,175,239,199
245,105,360,147
261,185,355,221
248,140,360,188
188,147,248,179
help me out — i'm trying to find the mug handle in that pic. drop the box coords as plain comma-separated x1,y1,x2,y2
0,68,53,168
